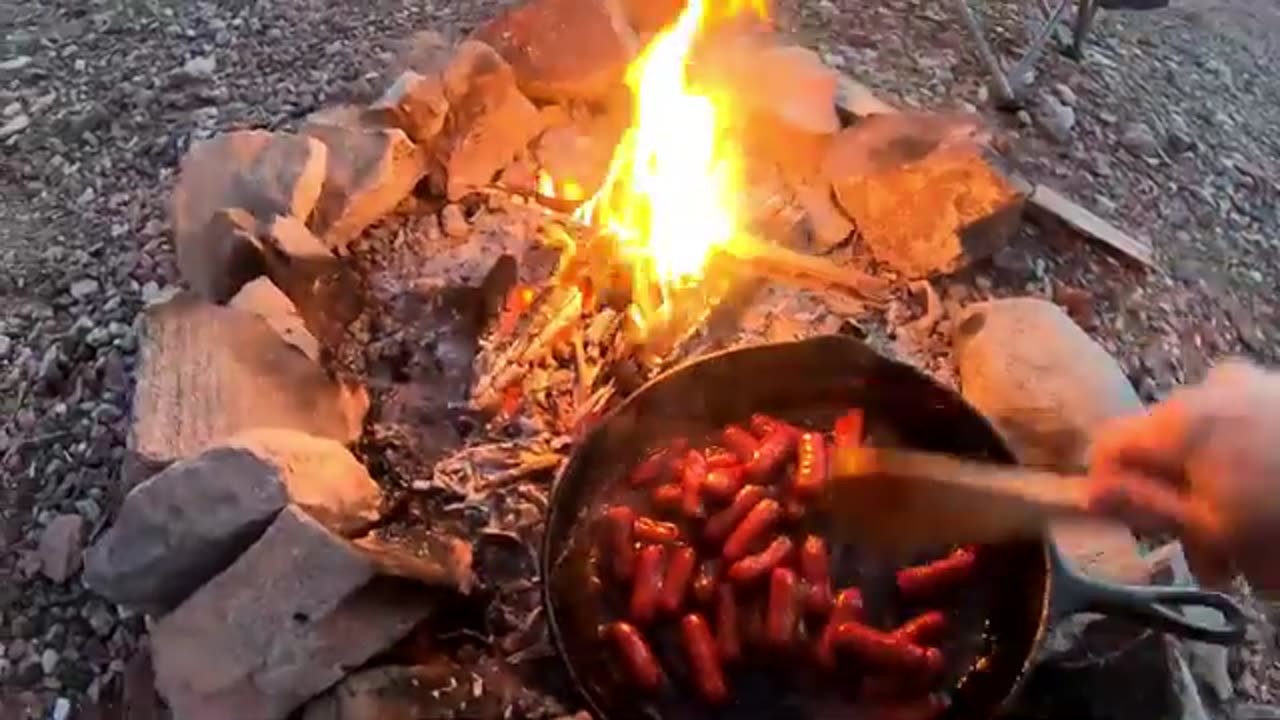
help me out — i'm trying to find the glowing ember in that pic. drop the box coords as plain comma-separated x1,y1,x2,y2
570,0,769,342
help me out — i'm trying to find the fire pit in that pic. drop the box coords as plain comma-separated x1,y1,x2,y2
71,0,1219,717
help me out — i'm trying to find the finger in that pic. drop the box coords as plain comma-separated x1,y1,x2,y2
1087,392,1200,486
1086,470,1226,545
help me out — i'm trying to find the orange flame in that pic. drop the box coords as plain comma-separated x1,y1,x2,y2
572,0,768,340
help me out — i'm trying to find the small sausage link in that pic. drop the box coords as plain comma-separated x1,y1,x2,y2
704,447,740,469
799,535,834,615
606,621,662,692
721,425,759,462
893,611,948,646
602,506,636,582
651,483,683,513
659,545,698,614
629,438,689,487
745,428,797,483
715,583,742,662
704,485,767,544
630,544,666,624
791,432,828,499
817,588,865,668
680,449,709,518
722,498,782,561
681,613,729,705
766,568,800,647
896,547,977,601
691,559,720,606
749,413,802,440
727,536,794,585
703,466,745,501
831,621,944,675
833,408,865,449
633,516,681,544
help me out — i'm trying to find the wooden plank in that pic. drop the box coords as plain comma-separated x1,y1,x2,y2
1028,184,1157,268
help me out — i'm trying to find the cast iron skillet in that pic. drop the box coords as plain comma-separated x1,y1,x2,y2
542,336,1248,719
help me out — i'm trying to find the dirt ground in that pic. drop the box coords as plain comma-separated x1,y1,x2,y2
0,0,1276,717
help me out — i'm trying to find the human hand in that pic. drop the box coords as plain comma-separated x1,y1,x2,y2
1086,360,1280,596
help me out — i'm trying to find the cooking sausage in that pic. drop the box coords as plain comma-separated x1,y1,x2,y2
817,588,866,668
791,432,828,499
722,498,782,561
894,611,947,645
721,425,759,462
727,536,794,585
651,483,683,513
629,437,687,487
749,413,801,440
833,408,865,449
745,427,796,482
830,621,944,675
766,568,800,647
680,613,728,704
633,516,681,544
691,559,720,606
715,583,741,662
799,535,834,615
703,466,744,501
704,447,739,469
704,485,768,544
896,547,977,600
630,544,665,624
606,622,662,692
602,506,636,581
680,449,708,518
659,545,698,614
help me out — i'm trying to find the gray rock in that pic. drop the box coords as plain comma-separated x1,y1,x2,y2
432,42,544,201
954,298,1148,582
151,507,469,720
0,113,30,140
38,514,86,583
69,278,100,300
172,131,328,302
1165,113,1196,153
303,115,428,249
1036,92,1076,144
369,71,450,145
125,294,367,487
86,427,383,613
40,648,59,676
178,55,217,81
439,203,469,239
1053,82,1077,107
1119,122,1161,157
229,277,321,361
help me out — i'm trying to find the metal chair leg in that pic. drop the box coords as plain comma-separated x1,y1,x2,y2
1068,0,1099,59
951,0,1019,107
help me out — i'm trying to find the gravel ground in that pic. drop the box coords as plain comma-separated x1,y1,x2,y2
1,0,1276,717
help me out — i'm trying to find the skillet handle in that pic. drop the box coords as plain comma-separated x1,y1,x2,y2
1050,548,1249,645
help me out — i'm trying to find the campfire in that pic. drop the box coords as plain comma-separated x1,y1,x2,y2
80,0,1057,716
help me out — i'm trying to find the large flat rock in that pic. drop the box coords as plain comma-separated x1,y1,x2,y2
151,506,468,720
86,428,383,613
826,114,1027,278
126,294,367,487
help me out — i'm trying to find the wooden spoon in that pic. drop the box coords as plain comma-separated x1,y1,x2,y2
822,446,1096,548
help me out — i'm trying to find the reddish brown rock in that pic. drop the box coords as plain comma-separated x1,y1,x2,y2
826,116,1026,278
172,132,328,302
151,506,469,720
230,277,320,361
126,294,368,487
473,0,638,103
621,0,686,32
433,41,544,201
304,117,429,249
532,114,624,200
